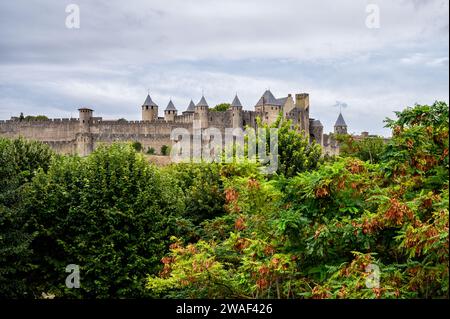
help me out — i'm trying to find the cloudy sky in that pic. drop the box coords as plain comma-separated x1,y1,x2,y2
0,0,448,136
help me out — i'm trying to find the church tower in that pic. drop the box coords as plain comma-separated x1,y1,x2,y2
334,112,348,134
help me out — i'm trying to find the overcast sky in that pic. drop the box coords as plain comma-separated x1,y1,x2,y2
0,0,448,136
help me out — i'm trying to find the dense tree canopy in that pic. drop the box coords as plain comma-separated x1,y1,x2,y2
1,143,185,298
0,102,448,299
336,134,386,164
0,138,53,297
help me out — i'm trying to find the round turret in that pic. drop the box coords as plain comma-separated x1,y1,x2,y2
231,94,243,128
77,107,94,156
78,107,93,133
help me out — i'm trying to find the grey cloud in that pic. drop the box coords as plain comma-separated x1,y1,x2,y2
0,0,448,136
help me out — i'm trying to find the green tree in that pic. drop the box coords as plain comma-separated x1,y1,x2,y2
258,116,322,177
23,144,184,298
336,134,386,163
147,147,155,155
0,138,53,297
24,115,49,121
165,163,226,225
383,101,449,179
210,103,230,112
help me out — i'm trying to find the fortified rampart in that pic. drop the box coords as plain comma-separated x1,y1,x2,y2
0,90,348,156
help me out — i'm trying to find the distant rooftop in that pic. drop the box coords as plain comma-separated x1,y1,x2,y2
165,100,177,111
142,94,158,107
334,112,347,127
196,96,209,107
231,94,243,107
255,90,282,106
185,100,196,112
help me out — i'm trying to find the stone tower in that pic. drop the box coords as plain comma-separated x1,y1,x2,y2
334,112,348,134
164,100,177,122
255,90,281,125
76,107,93,156
295,93,310,136
231,94,243,128
195,95,209,129
142,94,158,122
309,119,323,145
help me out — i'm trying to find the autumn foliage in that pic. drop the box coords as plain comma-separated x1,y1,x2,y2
147,102,449,299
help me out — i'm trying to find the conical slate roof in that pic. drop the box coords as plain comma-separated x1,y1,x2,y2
231,95,243,108
196,96,209,107
142,94,158,107
334,112,347,127
255,90,280,106
185,100,196,112
165,100,177,111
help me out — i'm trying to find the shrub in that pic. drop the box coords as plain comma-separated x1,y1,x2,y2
131,141,142,152
161,145,170,156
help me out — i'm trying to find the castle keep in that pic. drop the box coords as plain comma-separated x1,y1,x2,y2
0,90,347,156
